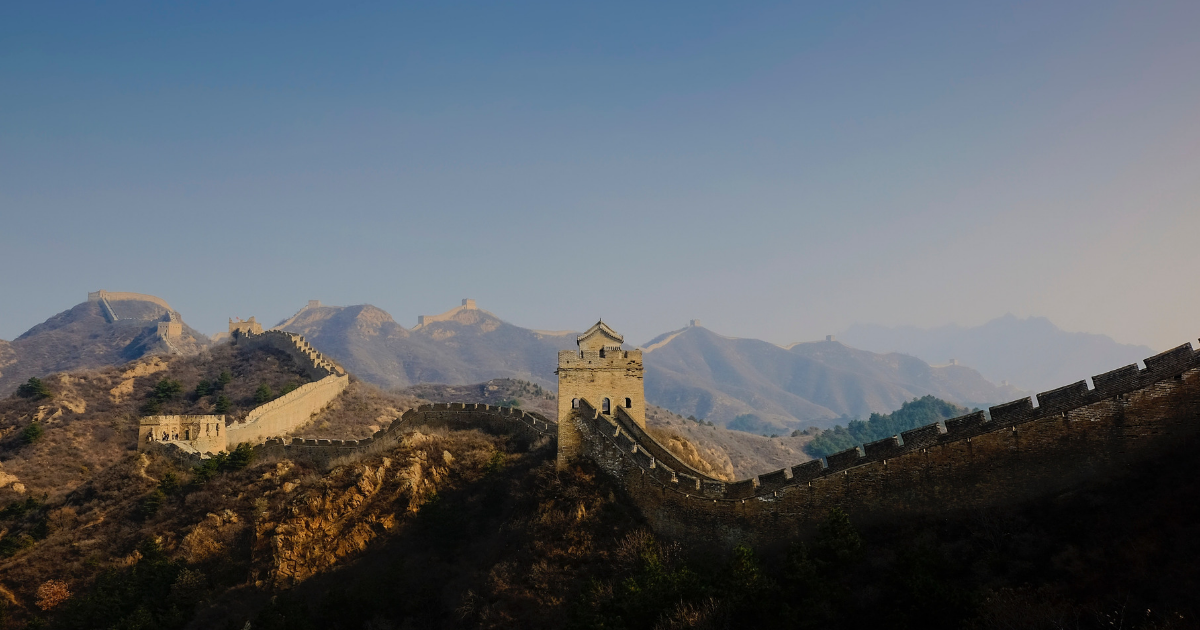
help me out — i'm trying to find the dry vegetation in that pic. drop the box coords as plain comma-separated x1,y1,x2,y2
288,380,422,440
398,378,557,418
0,343,318,503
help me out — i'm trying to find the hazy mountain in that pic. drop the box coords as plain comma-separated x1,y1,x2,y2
642,325,1022,432
840,314,1156,392
274,300,577,389
0,293,208,396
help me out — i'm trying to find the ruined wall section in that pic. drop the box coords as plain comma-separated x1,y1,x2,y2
569,341,1200,547
254,403,555,467
138,415,226,455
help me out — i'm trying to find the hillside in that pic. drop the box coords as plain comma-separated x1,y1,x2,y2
274,301,576,389
2,397,1197,628
401,378,814,480
0,342,324,503
840,314,1155,392
643,325,1022,432
0,293,209,397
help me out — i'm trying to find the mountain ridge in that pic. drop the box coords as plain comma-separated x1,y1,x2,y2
840,314,1155,392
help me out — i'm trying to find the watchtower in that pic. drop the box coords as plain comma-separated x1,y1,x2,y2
557,320,645,466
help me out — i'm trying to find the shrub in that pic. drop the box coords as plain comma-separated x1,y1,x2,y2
214,395,230,413
16,377,53,400
152,378,183,402
254,383,273,404
21,421,45,444
217,370,232,388
194,380,213,398
138,490,165,520
35,579,71,611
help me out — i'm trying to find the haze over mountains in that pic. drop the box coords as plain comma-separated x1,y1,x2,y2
642,324,1021,432
5,293,1139,435
0,293,208,396
840,315,1155,392
273,300,575,389
270,300,1022,432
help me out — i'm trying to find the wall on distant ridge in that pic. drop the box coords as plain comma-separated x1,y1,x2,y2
88,290,172,311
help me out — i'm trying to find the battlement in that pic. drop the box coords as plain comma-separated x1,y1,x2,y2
229,316,264,336
88,290,172,311
415,298,481,328
557,348,644,367
558,321,646,467
564,336,1200,546
252,403,555,468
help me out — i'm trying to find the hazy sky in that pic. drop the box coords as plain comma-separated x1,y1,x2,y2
2,1,1198,350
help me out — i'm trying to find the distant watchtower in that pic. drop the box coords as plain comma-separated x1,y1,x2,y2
557,320,645,466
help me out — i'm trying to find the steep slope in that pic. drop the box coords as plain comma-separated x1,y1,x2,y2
840,314,1154,392
397,378,813,480
643,325,1020,432
275,301,577,388
0,294,209,396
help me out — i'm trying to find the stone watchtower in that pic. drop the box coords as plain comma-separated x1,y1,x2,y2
557,320,645,466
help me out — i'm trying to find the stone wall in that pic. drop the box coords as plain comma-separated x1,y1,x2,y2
233,329,345,380
253,403,555,468
557,348,645,465
226,374,350,446
88,290,172,311
138,414,227,455
139,328,348,456
565,341,1200,548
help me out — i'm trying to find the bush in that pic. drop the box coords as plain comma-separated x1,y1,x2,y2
214,395,230,414
16,377,53,400
254,383,273,404
217,370,232,388
152,378,183,402
21,421,45,444
194,380,213,398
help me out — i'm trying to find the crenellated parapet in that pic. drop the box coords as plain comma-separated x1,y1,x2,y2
253,403,555,467
562,339,1200,546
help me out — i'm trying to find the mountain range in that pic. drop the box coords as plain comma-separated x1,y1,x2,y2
0,293,208,396
5,294,1110,435
840,314,1156,392
642,324,1021,432
270,300,1021,431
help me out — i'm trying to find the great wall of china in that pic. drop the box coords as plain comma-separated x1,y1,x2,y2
139,327,349,457
564,338,1200,546
138,312,1200,548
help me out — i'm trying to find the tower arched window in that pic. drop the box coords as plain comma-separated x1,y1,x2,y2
572,398,579,409
602,398,611,413
625,398,632,409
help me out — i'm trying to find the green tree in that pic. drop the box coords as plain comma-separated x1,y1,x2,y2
21,422,44,445
152,378,183,402
217,370,232,388
194,379,212,398
806,396,971,458
214,395,230,413
226,443,255,470
254,383,273,404
16,377,53,400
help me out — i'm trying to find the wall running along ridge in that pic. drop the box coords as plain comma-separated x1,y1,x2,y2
253,403,555,467
139,329,347,457
561,340,1200,547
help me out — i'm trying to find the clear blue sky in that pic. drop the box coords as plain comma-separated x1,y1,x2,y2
2,1,1198,349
